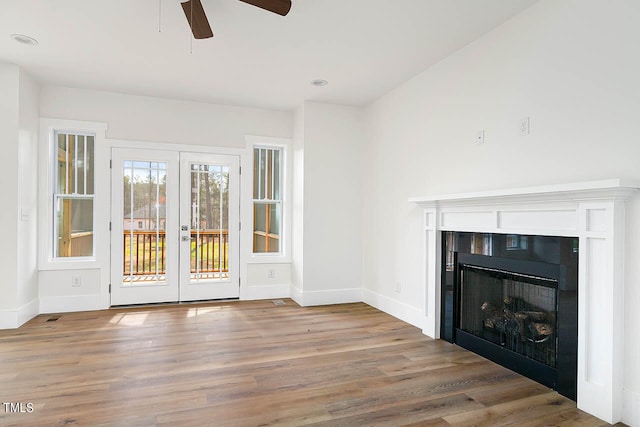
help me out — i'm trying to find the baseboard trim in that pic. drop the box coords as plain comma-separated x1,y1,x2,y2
39,295,105,314
290,285,303,306
245,284,290,300
0,299,40,329
291,287,362,307
622,388,640,426
362,289,425,330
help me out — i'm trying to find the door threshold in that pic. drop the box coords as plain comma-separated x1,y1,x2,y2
111,298,240,309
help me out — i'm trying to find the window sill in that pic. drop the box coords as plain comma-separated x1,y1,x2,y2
249,254,291,264
39,257,100,271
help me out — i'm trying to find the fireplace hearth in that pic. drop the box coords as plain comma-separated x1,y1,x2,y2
441,232,578,400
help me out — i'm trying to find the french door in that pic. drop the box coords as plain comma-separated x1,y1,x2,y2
110,148,239,306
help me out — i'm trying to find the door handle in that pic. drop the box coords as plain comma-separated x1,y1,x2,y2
181,236,190,242
181,225,188,231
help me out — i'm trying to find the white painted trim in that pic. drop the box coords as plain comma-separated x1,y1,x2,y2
38,118,108,271
107,138,247,157
409,179,640,206
17,299,40,326
39,295,104,314
246,284,290,300
0,299,39,330
362,289,425,330
622,388,640,427
290,285,303,306
243,135,293,264
292,287,362,307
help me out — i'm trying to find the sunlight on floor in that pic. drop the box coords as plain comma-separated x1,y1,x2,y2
186,306,228,318
109,312,149,326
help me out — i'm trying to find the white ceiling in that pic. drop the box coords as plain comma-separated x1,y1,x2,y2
0,0,538,111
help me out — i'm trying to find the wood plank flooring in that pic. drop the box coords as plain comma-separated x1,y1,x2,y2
0,300,621,426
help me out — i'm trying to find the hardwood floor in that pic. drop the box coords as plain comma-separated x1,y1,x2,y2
0,300,620,426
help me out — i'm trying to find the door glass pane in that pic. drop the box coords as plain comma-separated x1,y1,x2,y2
122,160,167,284
190,163,229,281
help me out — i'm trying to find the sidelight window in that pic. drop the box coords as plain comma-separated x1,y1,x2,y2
53,132,95,258
253,147,282,253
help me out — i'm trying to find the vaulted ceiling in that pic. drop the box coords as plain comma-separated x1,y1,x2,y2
0,0,539,110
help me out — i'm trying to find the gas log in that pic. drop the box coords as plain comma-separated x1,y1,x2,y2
481,298,554,342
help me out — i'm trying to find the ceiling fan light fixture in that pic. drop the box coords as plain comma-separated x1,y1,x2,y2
311,79,328,87
10,33,39,46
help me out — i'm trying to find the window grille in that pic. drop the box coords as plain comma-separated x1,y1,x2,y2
253,147,281,253
53,132,95,258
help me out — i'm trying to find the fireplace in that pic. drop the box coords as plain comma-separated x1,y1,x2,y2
441,232,578,400
409,179,638,423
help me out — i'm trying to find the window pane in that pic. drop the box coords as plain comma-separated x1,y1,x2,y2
253,148,260,199
259,149,266,199
55,198,94,257
267,236,280,253
69,135,77,194
57,133,68,194
77,136,85,194
254,204,266,232
268,203,279,235
273,149,280,200
55,133,94,195
266,149,273,199
122,160,167,283
253,202,280,253
86,136,95,194
254,234,266,253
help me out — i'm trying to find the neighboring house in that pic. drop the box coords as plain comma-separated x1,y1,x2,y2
123,204,166,231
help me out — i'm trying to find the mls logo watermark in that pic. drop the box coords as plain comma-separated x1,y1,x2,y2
3,402,34,413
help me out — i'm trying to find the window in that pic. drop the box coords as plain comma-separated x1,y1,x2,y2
253,147,281,253
53,132,95,258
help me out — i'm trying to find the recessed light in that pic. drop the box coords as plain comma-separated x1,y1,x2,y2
10,34,39,46
311,79,328,87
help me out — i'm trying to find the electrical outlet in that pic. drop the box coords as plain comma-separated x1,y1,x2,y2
71,276,81,287
476,130,485,145
395,282,402,293
267,269,276,279
519,117,530,136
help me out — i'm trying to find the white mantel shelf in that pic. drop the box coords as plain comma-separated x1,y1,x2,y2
408,178,639,424
409,178,640,207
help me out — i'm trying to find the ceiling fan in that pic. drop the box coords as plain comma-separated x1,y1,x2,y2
181,0,292,39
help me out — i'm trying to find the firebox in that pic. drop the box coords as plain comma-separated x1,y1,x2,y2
441,232,578,400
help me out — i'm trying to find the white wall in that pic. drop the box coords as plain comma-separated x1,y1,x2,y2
38,86,293,310
40,86,291,148
0,64,19,318
17,69,40,319
0,63,40,328
291,106,305,299
362,0,640,424
292,101,365,305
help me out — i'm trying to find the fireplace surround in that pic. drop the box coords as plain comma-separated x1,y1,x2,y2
410,179,638,424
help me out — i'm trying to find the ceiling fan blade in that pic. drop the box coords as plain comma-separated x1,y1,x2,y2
181,0,213,39
237,0,292,16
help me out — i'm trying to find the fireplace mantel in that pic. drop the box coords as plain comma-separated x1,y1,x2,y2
409,179,639,424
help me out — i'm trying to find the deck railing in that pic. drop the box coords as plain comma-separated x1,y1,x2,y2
123,230,228,276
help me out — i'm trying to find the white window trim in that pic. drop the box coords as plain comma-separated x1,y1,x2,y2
243,136,291,264
39,119,108,270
